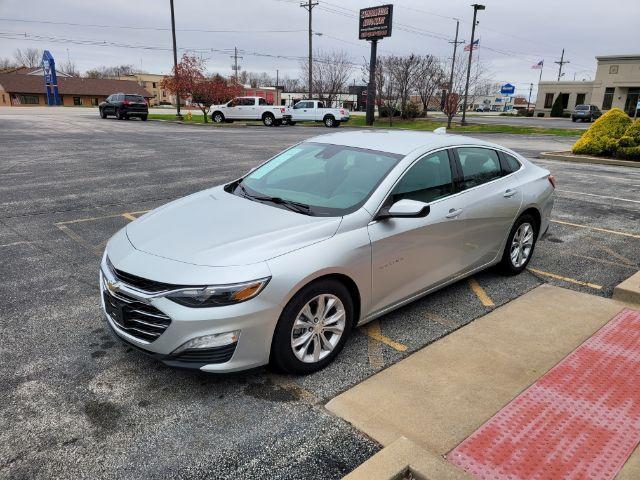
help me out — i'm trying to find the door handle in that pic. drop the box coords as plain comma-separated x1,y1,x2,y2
446,208,463,219
503,189,518,198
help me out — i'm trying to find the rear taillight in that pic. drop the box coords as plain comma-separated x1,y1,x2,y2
340,109,345,115
123,100,130,105
548,175,556,188
280,108,286,113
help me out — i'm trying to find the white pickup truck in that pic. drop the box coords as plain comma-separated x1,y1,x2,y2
288,100,350,127
210,96,291,126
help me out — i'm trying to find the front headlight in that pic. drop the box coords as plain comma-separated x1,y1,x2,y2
166,277,270,308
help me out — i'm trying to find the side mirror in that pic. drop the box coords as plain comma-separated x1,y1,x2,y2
378,199,430,219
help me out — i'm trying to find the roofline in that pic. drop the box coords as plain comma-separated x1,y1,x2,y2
596,54,640,61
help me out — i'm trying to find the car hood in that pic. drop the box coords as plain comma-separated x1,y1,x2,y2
126,186,342,267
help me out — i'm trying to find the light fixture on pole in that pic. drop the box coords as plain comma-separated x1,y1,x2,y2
461,3,484,126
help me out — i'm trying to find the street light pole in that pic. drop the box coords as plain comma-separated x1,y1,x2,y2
461,4,484,126
527,82,533,112
169,0,182,119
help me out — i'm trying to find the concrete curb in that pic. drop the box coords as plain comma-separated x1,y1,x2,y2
343,437,472,480
613,271,640,305
148,119,249,128
540,151,640,168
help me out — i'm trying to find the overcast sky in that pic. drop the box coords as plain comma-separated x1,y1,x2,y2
1,0,638,97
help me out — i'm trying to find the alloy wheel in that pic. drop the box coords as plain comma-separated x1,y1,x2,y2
510,222,534,268
290,294,346,363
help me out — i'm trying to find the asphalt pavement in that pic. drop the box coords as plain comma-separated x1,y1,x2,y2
1,108,638,479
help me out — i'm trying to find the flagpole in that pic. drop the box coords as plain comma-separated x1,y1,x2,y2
539,62,543,84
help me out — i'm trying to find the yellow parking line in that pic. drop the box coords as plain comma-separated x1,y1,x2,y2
121,213,137,221
527,267,602,290
467,277,495,307
551,219,640,240
55,212,128,226
363,320,407,352
55,224,102,256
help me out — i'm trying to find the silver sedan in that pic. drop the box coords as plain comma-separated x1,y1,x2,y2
100,130,555,374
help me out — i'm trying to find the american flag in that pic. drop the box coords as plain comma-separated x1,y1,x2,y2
531,60,544,69
464,39,479,52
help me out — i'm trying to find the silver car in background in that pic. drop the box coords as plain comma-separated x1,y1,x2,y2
100,130,555,374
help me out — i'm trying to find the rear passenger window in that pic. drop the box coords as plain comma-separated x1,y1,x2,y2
259,98,267,105
391,150,453,203
456,148,502,189
502,153,522,174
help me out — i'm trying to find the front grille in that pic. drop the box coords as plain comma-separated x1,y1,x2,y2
109,262,185,293
103,289,171,342
170,343,237,364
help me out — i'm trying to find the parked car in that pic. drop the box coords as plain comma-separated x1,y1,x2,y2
571,104,602,122
210,96,291,126
101,130,555,374
474,106,491,112
99,93,148,120
289,100,350,127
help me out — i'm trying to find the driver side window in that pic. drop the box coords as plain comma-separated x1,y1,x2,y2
391,150,454,204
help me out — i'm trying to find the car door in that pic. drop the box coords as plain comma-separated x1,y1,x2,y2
368,149,467,313
298,101,314,121
451,147,523,272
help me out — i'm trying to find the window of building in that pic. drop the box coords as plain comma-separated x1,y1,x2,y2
602,87,615,110
152,82,157,88
609,65,619,74
162,91,166,97
391,150,453,204
73,97,82,106
575,93,586,106
544,93,554,108
19,95,39,104
2,94,4,103
91,97,99,106
456,148,502,190
560,93,569,109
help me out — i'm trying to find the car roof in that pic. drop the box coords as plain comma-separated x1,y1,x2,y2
306,130,502,156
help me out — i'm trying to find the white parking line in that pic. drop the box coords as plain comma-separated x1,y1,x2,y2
556,190,640,204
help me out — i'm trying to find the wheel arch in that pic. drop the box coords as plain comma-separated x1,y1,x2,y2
519,206,541,233
211,110,225,120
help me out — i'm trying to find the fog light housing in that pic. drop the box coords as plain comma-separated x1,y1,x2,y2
172,330,240,355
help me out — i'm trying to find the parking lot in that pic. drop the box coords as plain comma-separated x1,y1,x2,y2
1,108,639,479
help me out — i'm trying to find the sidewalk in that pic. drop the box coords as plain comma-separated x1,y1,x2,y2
327,280,640,479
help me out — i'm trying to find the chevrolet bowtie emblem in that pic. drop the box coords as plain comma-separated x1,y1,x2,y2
106,280,119,292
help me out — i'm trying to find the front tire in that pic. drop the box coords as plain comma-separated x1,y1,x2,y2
117,109,126,120
288,120,297,126
100,108,107,119
499,214,538,275
141,115,148,121
271,279,354,374
212,111,225,123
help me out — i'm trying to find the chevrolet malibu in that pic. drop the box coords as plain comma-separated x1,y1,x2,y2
100,130,555,374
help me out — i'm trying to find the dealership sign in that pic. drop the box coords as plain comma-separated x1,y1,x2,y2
359,4,393,40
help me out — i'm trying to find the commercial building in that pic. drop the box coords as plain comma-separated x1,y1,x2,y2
0,71,152,107
535,54,640,116
117,73,174,106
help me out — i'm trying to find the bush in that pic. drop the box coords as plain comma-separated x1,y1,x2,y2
624,119,640,142
402,102,421,119
562,112,571,118
572,108,632,156
550,94,564,117
616,146,640,160
537,112,545,117
618,135,637,148
379,106,400,118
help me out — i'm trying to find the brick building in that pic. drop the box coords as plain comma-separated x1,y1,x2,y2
0,72,152,107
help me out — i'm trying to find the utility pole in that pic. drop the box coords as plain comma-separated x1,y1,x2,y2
169,0,182,119
461,4,485,126
230,47,243,84
276,69,279,88
527,82,533,112
447,19,463,129
301,0,318,99
555,48,569,82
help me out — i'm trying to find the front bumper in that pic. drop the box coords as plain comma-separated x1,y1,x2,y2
99,252,281,373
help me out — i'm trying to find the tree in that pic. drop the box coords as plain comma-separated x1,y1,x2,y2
85,64,138,78
161,54,241,122
388,53,421,119
550,93,564,117
59,59,79,77
416,55,445,117
0,57,19,71
444,51,491,126
14,48,42,67
301,50,353,106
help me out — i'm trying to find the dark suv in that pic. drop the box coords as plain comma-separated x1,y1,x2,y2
99,93,148,120
571,104,602,122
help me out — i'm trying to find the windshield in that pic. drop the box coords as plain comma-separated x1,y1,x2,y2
235,142,403,216
575,105,589,110
125,95,145,102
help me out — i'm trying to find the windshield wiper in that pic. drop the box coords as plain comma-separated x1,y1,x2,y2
235,182,312,215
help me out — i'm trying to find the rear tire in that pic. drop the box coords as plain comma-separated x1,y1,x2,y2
499,214,538,275
271,279,354,374
117,109,126,120
324,115,335,128
263,113,275,126
288,120,297,126
141,115,148,121
274,119,283,126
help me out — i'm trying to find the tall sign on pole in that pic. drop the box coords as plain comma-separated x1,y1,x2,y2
42,51,61,106
359,4,393,126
